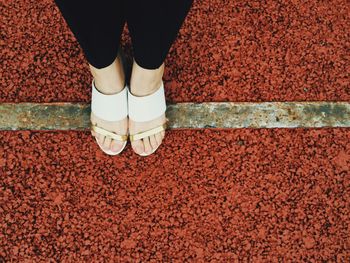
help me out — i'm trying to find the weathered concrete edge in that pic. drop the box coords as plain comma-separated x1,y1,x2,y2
0,102,349,130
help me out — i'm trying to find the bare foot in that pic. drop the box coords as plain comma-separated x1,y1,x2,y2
89,55,128,153
128,59,167,155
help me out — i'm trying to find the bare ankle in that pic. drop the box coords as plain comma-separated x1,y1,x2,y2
130,60,164,96
130,79,163,96
89,57,125,95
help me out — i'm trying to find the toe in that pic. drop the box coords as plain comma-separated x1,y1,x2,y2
155,132,163,146
96,133,105,146
149,134,158,149
103,136,112,150
132,139,145,155
110,139,124,153
143,137,153,154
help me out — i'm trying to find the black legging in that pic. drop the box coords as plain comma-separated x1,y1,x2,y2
53,0,194,69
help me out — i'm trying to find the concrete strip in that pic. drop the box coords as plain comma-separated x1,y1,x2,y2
0,102,349,131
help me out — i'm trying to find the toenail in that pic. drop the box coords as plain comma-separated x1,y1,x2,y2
145,148,152,154
112,144,120,152
136,146,143,153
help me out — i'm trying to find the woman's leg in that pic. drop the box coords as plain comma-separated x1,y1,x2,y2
54,0,128,152
54,0,126,69
126,1,194,70
125,0,194,154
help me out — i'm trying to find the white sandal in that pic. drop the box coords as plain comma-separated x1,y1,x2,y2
90,79,128,155
127,80,169,156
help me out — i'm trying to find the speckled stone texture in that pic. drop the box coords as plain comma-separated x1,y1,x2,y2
1,0,350,261
1,129,349,261
0,0,349,103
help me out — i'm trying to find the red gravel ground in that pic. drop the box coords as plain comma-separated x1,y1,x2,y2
1,129,350,261
0,0,349,103
1,0,350,261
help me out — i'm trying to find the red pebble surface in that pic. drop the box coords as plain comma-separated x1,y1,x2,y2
1,0,350,261
0,128,349,261
0,0,349,103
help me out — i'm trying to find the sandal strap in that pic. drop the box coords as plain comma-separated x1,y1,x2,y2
127,81,167,122
129,122,168,141
91,79,128,122
91,123,128,142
